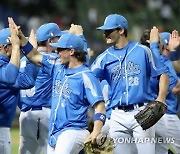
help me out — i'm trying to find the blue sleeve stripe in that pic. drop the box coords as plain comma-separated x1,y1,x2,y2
140,44,159,70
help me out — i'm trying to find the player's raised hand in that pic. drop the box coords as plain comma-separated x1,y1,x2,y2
29,29,38,49
9,18,20,46
8,17,27,46
69,24,83,36
168,30,180,51
150,26,159,43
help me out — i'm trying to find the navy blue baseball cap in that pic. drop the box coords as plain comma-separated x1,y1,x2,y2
36,23,66,42
160,32,170,45
97,14,128,30
49,33,85,51
0,28,11,45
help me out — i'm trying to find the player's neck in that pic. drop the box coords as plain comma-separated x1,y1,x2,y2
68,58,83,68
115,37,129,49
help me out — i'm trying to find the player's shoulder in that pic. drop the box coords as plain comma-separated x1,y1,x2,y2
81,65,97,76
0,54,9,66
133,42,153,57
92,47,113,66
137,42,151,52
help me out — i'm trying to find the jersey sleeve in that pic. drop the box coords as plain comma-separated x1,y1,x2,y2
91,53,106,80
165,60,179,92
145,45,167,77
0,62,19,85
82,72,104,107
41,55,57,76
12,57,39,89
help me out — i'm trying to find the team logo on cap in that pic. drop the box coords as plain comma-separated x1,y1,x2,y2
6,37,10,43
164,39,168,45
50,32,54,37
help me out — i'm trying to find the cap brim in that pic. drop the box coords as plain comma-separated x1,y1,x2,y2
49,42,67,48
96,25,120,30
49,42,60,48
61,31,68,35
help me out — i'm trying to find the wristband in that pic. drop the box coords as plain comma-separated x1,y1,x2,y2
21,41,33,55
94,113,106,125
170,50,180,61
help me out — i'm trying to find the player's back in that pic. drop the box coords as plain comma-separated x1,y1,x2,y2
20,51,59,110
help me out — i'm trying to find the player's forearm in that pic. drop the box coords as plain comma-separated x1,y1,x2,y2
94,101,106,115
10,44,20,68
92,120,103,135
25,48,43,66
157,73,169,103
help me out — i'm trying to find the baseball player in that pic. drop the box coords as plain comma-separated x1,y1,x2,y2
0,25,38,153
91,14,169,154
141,30,180,153
18,22,64,154
9,18,106,154
19,23,89,154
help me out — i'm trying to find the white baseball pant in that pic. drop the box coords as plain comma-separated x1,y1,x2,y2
0,127,11,154
19,107,51,154
101,118,110,134
110,106,155,154
155,113,180,154
47,129,89,154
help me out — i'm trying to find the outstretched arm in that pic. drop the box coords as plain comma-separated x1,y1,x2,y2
156,73,169,103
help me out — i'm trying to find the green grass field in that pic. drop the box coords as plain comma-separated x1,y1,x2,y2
11,128,19,154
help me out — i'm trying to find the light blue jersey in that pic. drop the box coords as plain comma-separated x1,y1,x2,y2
150,55,178,114
91,41,167,108
100,80,112,119
0,53,19,84
19,51,59,111
41,55,104,147
0,54,38,127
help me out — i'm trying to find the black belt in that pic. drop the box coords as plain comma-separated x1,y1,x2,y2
112,103,145,112
22,106,51,112
31,106,42,111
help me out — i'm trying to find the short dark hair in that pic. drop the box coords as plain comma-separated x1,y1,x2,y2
124,29,128,37
140,29,150,47
73,51,87,63
117,28,128,37
37,40,47,46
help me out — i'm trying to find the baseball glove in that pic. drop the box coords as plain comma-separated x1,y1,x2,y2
84,133,114,154
134,101,167,130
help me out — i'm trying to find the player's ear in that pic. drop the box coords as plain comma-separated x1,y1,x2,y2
3,45,9,51
48,38,52,43
119,28,125,36
69,49,75,56
146,40,150,43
